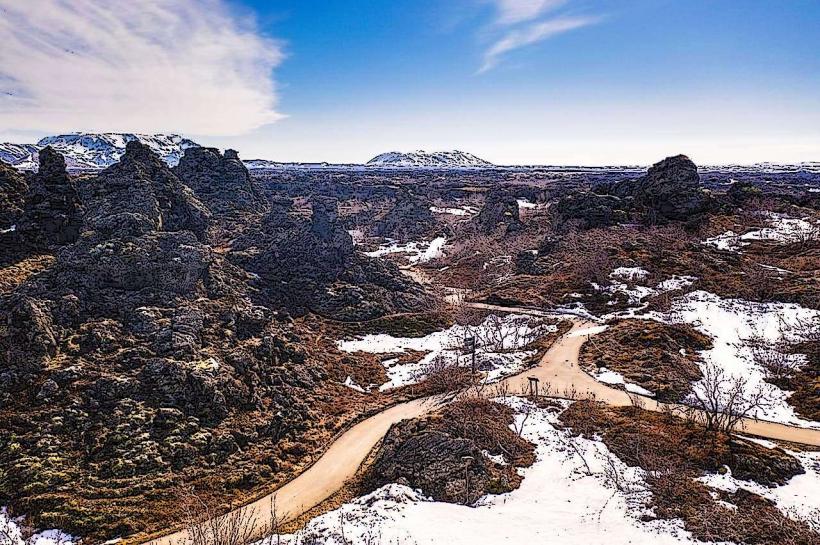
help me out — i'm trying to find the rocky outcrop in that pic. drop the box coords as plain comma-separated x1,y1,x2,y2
80,140,210,240
174,147,266,217
554,191,629,229
729,439,805,486
474,190,522,234
726,180,763,206
373,191,436,240
605,155,712,223
231,196,432,320
0,144,332,540
16,147,84,248
555,155,714,229
0,160,27,230
366,399,534,504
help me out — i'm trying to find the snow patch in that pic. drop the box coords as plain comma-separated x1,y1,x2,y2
338,314,556,390
648,290,820,428
365,236,447,264
0,509,74,545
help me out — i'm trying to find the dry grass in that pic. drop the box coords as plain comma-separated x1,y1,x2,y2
559,401,818,545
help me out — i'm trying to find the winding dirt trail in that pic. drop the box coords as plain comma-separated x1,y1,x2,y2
142,305,820,545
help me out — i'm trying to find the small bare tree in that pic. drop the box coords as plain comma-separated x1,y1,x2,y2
682,362,770,435
178,489,287,545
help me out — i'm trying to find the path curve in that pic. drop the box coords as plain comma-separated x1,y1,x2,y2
142,305,820,545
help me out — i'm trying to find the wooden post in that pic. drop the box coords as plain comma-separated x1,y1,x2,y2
464,336,476,375
528,376,539,400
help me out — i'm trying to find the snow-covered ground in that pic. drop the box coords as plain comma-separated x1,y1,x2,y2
593,367,656,397
337,314,556,390
648,290,820,428
703,214,820,252
576,266,820,427
0,509,74,545
364,236,447,264
262,398,700,545
429,205,478,216
589,267,696,316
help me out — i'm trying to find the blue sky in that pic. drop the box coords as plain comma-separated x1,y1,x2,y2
1,0,819,164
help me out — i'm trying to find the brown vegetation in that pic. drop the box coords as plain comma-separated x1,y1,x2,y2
364,397,535,505
579,320,711,402
560,401,817,545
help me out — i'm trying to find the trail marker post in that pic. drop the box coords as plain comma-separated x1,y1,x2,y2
464,336,476,374
528,376,539,400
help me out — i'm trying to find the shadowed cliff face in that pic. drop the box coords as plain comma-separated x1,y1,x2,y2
0,159,28,229
16,147,84,247
474,190,523,234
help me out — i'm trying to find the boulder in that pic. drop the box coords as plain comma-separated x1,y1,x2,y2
605,154,713,223
555,155,714,229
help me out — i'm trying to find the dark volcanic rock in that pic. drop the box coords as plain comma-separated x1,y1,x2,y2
373,190,436,240
0,160,27,230
0,143,334,539
366,399,535,505
727,179,763,206
80,140,210,240
16,147,84,248
174,147,266,217
555,155,714,229
554,191,629,229
605,154,713,224
729,439,805,486
232,196,431,320
474,190,523,234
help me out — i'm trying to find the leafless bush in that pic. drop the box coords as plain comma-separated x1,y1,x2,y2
178,488,287,545
681,362,770,435
413,354,473,394
0,512,70,545
747,332,799,384
787,314,820,343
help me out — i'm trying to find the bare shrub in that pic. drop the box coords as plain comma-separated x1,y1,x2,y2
681,362,770,435
178,488,286,545
747,332,799,385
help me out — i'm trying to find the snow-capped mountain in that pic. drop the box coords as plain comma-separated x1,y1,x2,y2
366,150,494,169
0,143,41,170
0,133,199,171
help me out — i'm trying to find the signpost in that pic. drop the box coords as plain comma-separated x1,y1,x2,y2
464,336,476,374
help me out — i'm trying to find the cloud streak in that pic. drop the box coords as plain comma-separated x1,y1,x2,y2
0,0,283,136
493,0,568,25
478,1,599,73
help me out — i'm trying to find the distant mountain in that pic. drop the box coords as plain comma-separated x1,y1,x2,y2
0,133,199,171
366,150,494,169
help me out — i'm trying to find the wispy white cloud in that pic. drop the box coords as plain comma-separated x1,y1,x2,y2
0,0,283,136
478,0,599,73
493,0,568,25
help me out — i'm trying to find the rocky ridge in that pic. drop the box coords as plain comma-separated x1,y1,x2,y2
0,142,431,539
